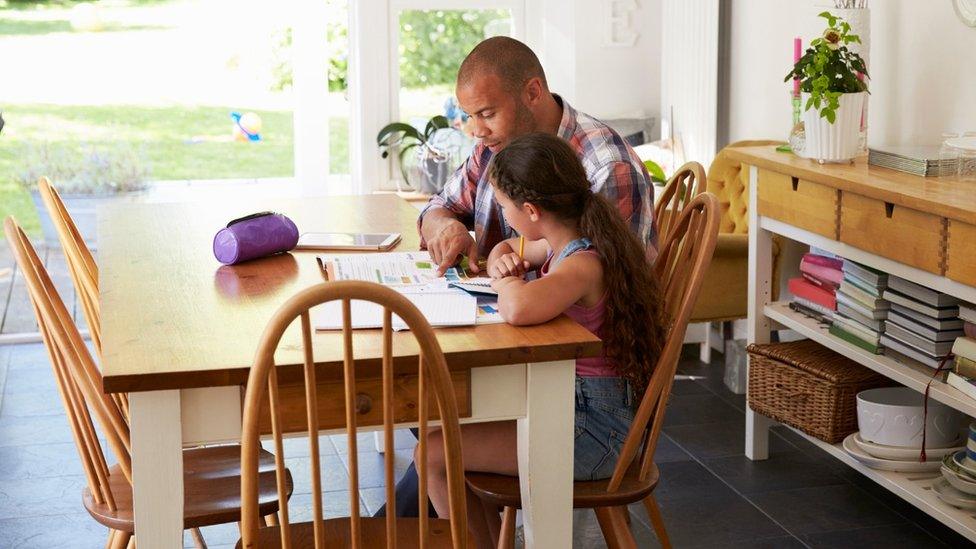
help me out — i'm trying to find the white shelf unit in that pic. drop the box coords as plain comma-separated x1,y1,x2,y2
784,425,976,540
764,301,976,419
748,209,976,540
759,216,976,305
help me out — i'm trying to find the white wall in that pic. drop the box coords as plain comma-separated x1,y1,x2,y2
728,0,976,146
532,0,662,122
572,0,662,120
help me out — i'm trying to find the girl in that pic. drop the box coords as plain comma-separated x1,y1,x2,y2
423,133,666,548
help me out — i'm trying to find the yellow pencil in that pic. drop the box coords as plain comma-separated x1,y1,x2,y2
518,235,525,259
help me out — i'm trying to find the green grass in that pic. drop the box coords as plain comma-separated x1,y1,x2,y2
0,103,351,235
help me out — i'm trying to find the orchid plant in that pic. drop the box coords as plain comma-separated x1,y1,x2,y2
784,12,869,123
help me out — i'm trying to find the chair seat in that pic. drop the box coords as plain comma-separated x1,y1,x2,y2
84,444,290,531
236,517,460,548
465,461,659,509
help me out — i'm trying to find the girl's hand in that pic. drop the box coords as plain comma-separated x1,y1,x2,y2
488,252,530,279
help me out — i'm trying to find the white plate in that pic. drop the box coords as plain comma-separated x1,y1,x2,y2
842,433,943,473
946,136,976,152
852,432,962,461
943,465,976,495
933,477,976,510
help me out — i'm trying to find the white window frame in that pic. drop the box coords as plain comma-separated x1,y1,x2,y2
348,0,528,194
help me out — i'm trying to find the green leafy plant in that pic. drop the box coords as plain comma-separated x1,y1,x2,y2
16,141,151,195
376,115,450,183
784,11,869,124
643,159,667,186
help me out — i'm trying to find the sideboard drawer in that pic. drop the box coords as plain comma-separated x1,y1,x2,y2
839,193,946,275
254,371,472,436
757,169,839,238
947,220,976,286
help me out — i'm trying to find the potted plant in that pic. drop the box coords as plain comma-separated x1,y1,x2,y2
376,115,463,194
785,11,869,163
16,142,151,248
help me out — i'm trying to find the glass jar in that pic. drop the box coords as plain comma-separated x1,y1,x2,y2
939,132,959,178
959,144,976,183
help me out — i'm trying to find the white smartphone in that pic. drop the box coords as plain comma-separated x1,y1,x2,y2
296,232,401,251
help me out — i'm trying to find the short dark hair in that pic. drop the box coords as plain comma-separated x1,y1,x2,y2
457,36,548,92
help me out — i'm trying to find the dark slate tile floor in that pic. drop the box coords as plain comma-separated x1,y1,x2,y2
1,342,973,548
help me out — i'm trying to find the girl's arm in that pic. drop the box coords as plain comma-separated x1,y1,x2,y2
486,237,550,278
492,253,602,325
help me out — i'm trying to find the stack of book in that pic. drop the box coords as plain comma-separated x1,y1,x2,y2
829,260,890,354
867,145,951,177
880,275,962,368
947,334,976,400
788,253,842,322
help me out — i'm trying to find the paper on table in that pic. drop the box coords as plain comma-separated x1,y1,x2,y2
313,289,477,331
475,296,505,325
318,251,469,286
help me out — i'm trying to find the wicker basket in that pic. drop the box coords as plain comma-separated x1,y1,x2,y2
747,339,893,444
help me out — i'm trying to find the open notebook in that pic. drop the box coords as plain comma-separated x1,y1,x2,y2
314,252,505,331
313,289,477,331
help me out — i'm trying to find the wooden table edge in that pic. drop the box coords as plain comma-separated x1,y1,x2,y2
102,339,603,393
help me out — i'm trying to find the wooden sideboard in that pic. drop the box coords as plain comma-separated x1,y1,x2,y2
732,146,976,541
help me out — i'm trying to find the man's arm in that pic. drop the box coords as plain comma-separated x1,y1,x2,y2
417,144,488,275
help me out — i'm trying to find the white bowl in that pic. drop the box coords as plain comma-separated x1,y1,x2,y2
856,387,965,448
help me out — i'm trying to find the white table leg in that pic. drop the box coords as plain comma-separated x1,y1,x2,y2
517,359,575,549
746,164,776,461
130,390,184,548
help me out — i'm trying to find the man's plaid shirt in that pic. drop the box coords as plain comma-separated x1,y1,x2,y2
418,96,657,260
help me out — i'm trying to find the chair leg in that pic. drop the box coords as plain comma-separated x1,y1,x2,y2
264,511,280,527
110,531,131,549
189,527,208,548
699,322,712,363
642,495,672,549
497,506,517,549
594,506,637,549
105,529,117,549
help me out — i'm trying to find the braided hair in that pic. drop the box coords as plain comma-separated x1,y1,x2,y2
487,133,666,400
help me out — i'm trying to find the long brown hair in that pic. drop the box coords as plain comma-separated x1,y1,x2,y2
487,133,666,398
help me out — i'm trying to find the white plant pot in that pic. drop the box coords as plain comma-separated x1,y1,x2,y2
800,91,866,163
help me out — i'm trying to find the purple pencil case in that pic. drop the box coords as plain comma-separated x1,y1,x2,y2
212,211,299,265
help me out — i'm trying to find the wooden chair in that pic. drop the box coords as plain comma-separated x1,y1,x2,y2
239,280,468,548
465,193,721,549
653,161,707,244
4,216,289,549
36,176,130,417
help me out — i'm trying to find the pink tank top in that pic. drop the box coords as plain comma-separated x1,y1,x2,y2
540,240,618,377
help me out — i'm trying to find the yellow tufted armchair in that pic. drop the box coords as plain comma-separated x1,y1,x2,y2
688,140,782,325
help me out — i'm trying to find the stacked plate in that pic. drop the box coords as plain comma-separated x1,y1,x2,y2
842,432,957,473
934,424,976,510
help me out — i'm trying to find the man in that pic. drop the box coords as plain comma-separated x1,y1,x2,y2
420,36,657,276
378,36,656,518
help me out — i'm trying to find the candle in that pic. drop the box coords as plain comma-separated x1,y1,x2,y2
793,37,802,97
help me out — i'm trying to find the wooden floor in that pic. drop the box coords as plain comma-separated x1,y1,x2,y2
0,238,88,338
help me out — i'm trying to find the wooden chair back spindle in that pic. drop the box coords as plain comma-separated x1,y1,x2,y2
605,193,720,490
653,161,707,244
240,281,468,548
37,177,131,419
4,217,133,490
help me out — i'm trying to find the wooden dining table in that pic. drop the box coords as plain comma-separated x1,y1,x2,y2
98,194,600,548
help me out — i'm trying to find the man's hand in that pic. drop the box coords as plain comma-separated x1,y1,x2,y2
488,252,530,279
428,220,479,276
